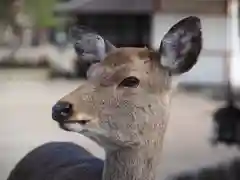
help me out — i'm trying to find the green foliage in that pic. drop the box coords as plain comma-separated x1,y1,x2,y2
0,0,12,22
25,0,59,28
0,0,59,28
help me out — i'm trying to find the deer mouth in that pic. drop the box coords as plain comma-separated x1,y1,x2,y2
60,120,107,138
59,120,89,133
60,121,140,149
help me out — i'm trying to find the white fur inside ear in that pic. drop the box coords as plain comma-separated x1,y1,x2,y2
95,35,107,60
161,55,177,69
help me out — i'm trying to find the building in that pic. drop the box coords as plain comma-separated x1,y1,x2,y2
54,0,234,87
55,0,152,47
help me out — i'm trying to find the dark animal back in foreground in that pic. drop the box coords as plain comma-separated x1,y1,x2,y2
7,142,103,180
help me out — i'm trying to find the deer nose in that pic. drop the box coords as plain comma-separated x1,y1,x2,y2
52,101,73,123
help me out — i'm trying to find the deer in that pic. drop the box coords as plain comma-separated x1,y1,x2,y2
7,16,202,180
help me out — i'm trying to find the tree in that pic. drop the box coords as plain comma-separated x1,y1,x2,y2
0,0,12,23
0,0,59,46
25,0,59,44
25,0,58,28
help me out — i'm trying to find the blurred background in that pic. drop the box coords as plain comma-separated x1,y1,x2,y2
1,0,240,179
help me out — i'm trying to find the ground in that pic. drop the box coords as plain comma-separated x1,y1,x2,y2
0,69,240,180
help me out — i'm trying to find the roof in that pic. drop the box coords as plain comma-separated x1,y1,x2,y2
54,0,88,12
54,0,153,14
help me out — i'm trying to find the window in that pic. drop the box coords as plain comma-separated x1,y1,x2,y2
77,14,151,47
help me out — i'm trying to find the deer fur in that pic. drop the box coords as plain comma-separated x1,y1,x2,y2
7,16,202,180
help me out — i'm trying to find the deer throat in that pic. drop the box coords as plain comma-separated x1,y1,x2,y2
102,147,161,180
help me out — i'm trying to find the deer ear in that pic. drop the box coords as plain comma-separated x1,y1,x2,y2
159,16,202,74
87,63,104,79
69,25,116,61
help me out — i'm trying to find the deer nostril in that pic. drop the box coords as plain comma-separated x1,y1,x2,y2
52,101,73,123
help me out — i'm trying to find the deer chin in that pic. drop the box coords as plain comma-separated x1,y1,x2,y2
59,120,105,135
60,121,140,149
60,121,85,133
60,121,118,148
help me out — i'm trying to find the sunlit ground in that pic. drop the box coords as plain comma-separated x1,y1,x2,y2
0,69,240,180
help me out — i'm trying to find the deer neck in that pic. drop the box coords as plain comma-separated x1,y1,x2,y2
103,146,161,180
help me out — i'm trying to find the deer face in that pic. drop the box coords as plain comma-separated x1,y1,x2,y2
52,16,202,150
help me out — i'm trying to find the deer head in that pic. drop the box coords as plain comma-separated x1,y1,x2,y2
52,16,202,151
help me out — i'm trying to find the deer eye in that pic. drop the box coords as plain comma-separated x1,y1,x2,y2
118,76,140,88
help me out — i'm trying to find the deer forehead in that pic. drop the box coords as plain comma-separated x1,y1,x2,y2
90,47,156,83
102,47,151,67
